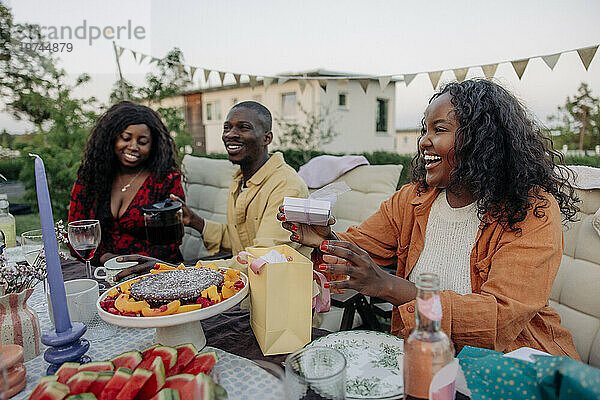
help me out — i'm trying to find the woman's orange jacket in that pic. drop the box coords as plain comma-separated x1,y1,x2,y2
336,183,579,358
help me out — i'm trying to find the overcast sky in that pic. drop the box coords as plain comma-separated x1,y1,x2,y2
3,0,599,133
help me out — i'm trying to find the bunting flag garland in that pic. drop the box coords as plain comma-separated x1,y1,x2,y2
511,59,529,79
453,68,468,82
403,73,417,87
378,76,391,91
577,45,598,70
428,71,442,89
115,42,597,93
541,53,561,70
481,64,498,80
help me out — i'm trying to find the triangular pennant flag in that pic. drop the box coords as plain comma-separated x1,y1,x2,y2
453,68,468,82
403,73,417,86
218,71,226,85
203,69,211,83
150,57,159,64
337,79,349,89
130,49,137,62
233,73,241,85
511,58,529,79
263,77,274,90
118,47,125,58
378,76,391,91
249,75,257,89
318,79,328,92
277,77,289,85
189,67,197,80
298,79,307,93
481,64,498,80
577,45,598,70
541,53,561,70
358,79,370,94
138,54,147,64
428,71,442,89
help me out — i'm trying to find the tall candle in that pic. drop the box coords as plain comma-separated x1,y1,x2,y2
30,154,72,334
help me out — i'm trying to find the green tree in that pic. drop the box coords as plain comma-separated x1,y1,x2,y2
548,83,600,151
275,103,339,164
110,48,194,158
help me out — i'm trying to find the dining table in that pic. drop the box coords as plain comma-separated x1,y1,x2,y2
14,259,331,400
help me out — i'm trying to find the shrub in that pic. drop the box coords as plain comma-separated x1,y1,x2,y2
0,157,25,181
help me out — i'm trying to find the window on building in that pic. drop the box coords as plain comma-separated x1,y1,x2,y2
281,92,297,117
206,101,221,121
338,93,347,108
376,98,388,132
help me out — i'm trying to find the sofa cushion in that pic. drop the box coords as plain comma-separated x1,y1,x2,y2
309,164,403,232
180,155,237,261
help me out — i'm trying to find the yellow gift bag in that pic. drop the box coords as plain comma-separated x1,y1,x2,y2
238,245,313,356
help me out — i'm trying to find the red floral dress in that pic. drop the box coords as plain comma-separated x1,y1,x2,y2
68,172,185,265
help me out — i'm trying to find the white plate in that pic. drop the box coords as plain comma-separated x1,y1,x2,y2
306,330,404,399
103,256,138,270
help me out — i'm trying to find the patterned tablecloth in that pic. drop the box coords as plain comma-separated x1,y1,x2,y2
14,284,285,400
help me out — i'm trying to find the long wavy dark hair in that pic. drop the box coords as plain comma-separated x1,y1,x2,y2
77,101,180,216
411,79,579,232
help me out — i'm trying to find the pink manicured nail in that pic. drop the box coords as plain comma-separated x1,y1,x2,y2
319,264,327,271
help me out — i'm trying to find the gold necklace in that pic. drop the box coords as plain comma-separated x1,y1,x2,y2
120,170,143,192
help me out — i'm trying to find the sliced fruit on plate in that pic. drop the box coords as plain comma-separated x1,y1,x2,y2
115,367,153,400
141,344,160,358
221,281,236,300
141,300,180,317
78,361,114,373
111,350,143,370
56,362,80,384
148,388,181,400
182,373,217,400
137,345,178,371
66,371,97,395
181,351,218,375
65,394,97,399
28,376,63,400
174,304,203,314
166,343,197,377
133,357,166,399
97,367,132,400
87,371,114,398
200,286,220,303
161,374,195,397
115,294,151,314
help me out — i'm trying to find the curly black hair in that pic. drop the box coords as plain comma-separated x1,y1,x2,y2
77,101,180,214
411,79,579,232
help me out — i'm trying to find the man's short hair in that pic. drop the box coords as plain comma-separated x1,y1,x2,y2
231,101,272,133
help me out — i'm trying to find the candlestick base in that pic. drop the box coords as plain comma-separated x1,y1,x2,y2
42,321,91,375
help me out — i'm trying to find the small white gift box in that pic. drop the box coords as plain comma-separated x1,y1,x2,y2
283,197,331,226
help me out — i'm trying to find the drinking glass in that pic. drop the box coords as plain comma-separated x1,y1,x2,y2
21,229,46,293
285,346,346,400
68,220,101,279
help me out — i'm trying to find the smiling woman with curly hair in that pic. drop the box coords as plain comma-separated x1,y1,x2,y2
68,101,185,266
280,79,581,359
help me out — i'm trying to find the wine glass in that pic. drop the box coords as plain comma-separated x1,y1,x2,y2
67,220,101,279
21,229,46,293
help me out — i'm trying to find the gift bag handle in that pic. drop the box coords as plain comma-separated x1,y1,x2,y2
237,251,268,274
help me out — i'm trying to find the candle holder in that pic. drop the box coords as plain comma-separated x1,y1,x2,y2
30,154,91,375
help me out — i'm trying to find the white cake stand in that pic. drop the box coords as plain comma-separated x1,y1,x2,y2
96,269,249,350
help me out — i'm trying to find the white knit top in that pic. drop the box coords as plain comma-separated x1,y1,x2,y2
408,191,479,294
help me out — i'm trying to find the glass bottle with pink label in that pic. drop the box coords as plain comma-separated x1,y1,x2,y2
403,273,455,400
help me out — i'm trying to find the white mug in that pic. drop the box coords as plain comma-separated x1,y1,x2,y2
47,279,99,325
94,257,137,285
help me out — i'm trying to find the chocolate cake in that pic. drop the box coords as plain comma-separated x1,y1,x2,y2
130,269,224,307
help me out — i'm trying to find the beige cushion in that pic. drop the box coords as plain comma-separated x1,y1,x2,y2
179,155,237,261
552,187,600,366
309,164,403,232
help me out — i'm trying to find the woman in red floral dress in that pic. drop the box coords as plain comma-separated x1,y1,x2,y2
68,101,185,266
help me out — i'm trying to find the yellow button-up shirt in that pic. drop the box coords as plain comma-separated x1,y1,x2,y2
203,152,310,257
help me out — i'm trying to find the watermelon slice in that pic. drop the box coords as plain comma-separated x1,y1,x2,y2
214,383,228,400
111,351,143,370
65,394,97,399
28,381,70,400
148,388,181,400
116,367,153,400
182,373,216,400
87,371,114,398
137,346,177,371
78,361,114,373
133,357,166,399
66,371,97,395
98,367,132,400
56,362,81,384
27,376,62,400
181,351,218,375
162,374,195,391
166,343,197,377
141,344,160,358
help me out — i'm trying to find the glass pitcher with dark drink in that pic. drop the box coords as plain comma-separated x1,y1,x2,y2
142,199,184,245
403,273,455,400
